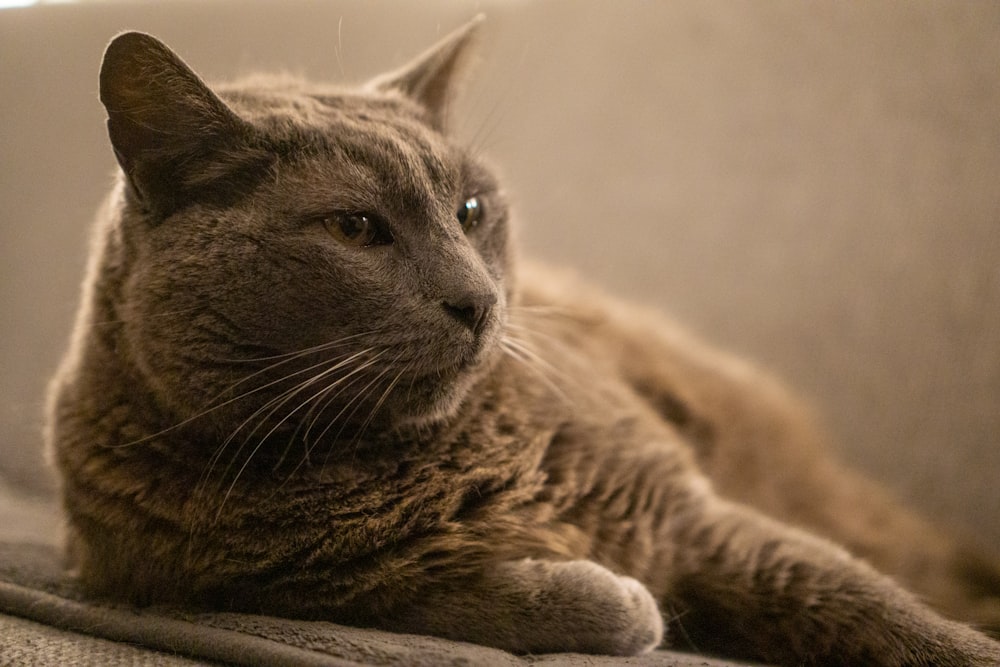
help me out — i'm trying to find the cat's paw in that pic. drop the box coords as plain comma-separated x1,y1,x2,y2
382,558,664,656
613,573,666,654
544,559,664,656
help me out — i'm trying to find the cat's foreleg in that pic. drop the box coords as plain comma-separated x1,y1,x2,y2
668,497,1000,666
382,557,663,655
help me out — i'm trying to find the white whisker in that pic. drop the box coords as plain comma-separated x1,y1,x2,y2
200,347,380,485
315,360,400,469
215,350,385,482
500,337,573,408
504,321,595,375
105,334,382,449
342,354,410,464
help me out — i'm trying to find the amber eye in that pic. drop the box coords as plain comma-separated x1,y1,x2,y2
323,213,390,247
456,196,482,232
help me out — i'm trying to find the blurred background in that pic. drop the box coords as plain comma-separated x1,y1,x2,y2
1,1,998,551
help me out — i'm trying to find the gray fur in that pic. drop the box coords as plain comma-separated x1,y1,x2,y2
48,19,1000,666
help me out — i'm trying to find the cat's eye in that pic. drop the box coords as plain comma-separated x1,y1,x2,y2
457,196,482,233
323,213,391,247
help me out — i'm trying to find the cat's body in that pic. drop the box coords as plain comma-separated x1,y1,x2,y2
48,20,1000,666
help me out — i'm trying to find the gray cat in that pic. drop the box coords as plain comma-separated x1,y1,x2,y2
47,17,1000,666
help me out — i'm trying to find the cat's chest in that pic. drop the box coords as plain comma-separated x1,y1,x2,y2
209,351,682,547
267,403,552,520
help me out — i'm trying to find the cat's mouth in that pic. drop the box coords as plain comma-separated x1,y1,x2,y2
387,334,502,428
426,309,504,371
416,334,498,383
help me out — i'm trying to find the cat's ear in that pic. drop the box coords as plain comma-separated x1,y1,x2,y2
99,32,260,217
368,15,484,132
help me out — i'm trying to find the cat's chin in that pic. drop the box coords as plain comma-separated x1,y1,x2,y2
390,395,466,433
389,348,499,432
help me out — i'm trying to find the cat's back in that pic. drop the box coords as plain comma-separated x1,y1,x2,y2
512,261,849,521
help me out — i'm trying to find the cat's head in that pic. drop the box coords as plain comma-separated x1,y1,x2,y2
97,18,512,442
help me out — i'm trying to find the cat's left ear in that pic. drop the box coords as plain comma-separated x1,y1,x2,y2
368,14,484,132
100,32,266,218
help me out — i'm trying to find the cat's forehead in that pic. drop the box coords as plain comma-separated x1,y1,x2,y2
219,77,465,191
223,78,380,118
212,76,488,217
219,77,442,147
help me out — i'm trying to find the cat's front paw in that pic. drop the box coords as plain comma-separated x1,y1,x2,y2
545,559,664,656
382,557,663,656
614,573,666,655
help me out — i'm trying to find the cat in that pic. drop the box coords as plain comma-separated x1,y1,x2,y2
46,16,1000,666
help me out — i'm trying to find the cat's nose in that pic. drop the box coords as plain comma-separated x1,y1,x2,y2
442,292,496,338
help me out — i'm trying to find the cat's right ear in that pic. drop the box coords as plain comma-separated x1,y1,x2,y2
368,15,484,132
99,32,258,217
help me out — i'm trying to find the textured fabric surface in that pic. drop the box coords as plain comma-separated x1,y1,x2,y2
0,613,218,667
0,535,755,666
